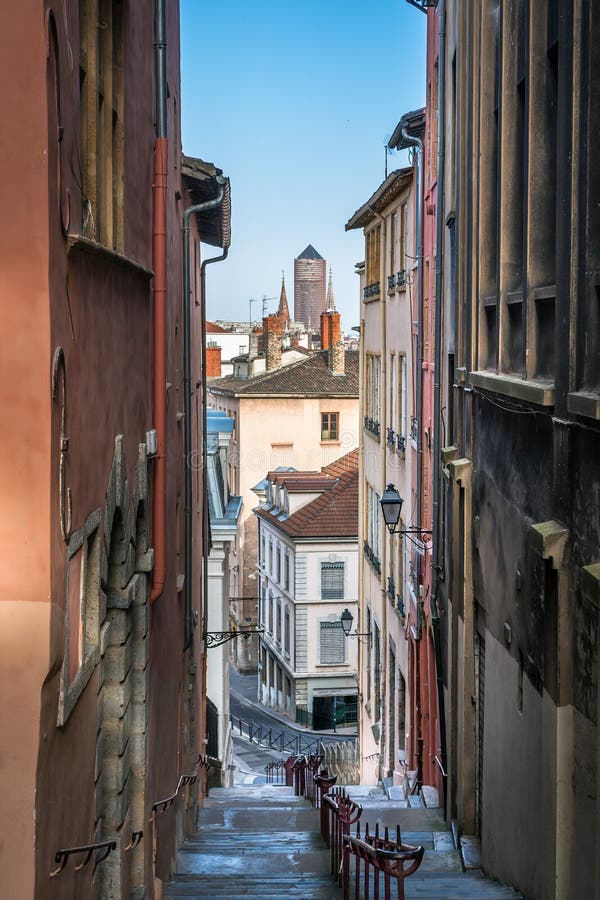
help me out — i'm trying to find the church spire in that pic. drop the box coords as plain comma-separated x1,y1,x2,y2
326,266,336,312
277,270,290,327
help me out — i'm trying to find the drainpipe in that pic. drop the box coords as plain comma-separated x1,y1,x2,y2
150,0,168,602
199,243,228,652
430,0,448,811
399,121,423,784
182,179,227,648
400,124,424,589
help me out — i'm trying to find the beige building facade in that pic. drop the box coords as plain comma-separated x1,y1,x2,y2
347,167,417,786
207,335,359,671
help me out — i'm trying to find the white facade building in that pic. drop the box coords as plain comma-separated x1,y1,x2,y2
253,452,359,731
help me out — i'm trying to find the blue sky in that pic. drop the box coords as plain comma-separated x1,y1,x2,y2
180,1,426,333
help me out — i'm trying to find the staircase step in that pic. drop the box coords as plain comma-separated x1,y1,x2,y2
165,783,521,900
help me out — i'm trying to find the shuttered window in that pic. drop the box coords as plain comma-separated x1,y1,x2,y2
320,621,346,665
321,562,345,600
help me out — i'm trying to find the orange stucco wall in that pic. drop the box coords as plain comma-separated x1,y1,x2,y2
0,5,51,895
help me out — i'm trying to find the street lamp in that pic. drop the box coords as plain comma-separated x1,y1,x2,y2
379,484,432,546
340,608,372,646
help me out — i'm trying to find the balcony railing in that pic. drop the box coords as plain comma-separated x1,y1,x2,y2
363,282,381,300
396,594,405,617
363,541,381,576
387,576,395,600
410,417,418,441
397,433,406,453
387,274,396,291
386,427,396,447
396,269,407,287
363,416,381,439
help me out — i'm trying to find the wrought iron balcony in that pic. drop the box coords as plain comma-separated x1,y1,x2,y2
363,540,381,576
410,416,418,441
396,594,406,617
387,576,396,599
363,281,381,300
387,274,397,291
386,426,396,447
396,269,407,287
397,433,406,453
364,416,381,439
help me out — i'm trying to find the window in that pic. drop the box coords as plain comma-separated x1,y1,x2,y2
367,485,381,565
365,224,381,294
284,553,290,591
268,592,274,633
79,0,124,250
269,540,273,574
284,607,290,653
366,606,372,702
390,211,397,275
400,204,408,276
260,582,266,627
260,532,266,569
365,354,381,430
276,546,281,583
374,622,381,716
398,355,407,440
390,354,397,430
276,599,282,643
58,510,101,725
319,621,346,665
321,412,339,441
321,562,345,600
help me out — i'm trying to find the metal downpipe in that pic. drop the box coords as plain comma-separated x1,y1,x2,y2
199,247,228,650
430,0,448,810
182,182,226,648
150,0,168,602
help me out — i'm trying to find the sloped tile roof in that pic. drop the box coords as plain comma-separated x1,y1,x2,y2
256,449,359,540
206,320,228,333
346,167,413,231
208,350,359,398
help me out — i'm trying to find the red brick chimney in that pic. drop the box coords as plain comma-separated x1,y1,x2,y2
263,314,284,371
206,343,222,377
320,310,341,350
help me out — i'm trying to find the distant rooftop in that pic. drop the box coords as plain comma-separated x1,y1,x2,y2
256,449,359,540
296,244,324,261
208,350,359,398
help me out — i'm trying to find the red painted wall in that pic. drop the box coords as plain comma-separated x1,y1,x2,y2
0,1,207,896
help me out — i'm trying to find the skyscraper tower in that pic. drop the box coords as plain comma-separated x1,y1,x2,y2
293,244,326,332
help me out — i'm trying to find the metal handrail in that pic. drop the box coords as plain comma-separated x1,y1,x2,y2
343,825,425,900
229,714,339,756
50,840,117,877
433,754,447,778
150,773,198,822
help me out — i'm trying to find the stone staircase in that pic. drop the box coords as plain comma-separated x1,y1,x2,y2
164,785,336,898
164,784,522,899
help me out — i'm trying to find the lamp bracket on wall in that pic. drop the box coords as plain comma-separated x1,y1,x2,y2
205,625,265,649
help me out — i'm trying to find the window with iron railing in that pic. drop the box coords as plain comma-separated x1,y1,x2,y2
365,354,381,438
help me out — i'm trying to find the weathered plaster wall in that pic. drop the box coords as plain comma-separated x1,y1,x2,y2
0,4,51,895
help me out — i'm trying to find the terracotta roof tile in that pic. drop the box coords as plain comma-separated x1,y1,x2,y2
208,350,359,397
256,450,359,539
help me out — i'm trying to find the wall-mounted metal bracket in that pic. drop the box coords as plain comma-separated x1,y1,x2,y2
205,625,265,649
